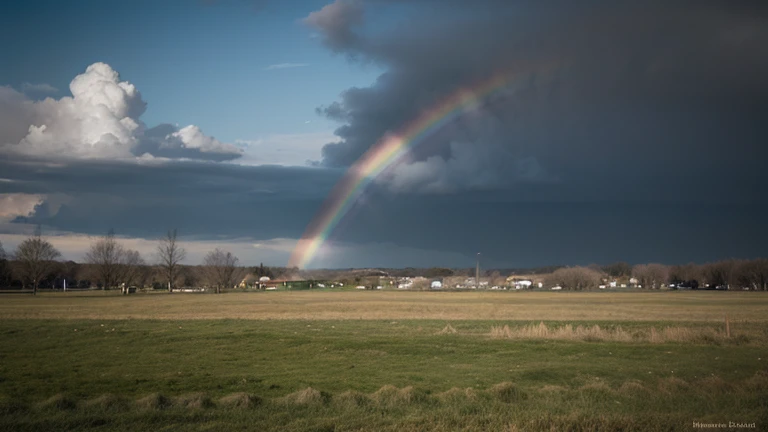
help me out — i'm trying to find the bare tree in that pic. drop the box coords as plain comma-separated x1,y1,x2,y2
0,240,8,288
668,262,703,285
546,266,602,290
121,249,146,294
702,260,736,289
157,229,186,292
85,230,127,291
632,263,669,289
603,262,631,278
202,248,240,294
13,234,61,294
731,259,768,291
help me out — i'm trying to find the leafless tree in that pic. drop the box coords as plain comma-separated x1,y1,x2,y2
157,229,186,292
85,230,126,290
0,240,7,287
0,240,10,288
546,266,602,290
668,262,703,285
702,260,736,288
632,263,669,289
603,262,632,278
202,248,240,294
121,249,147,293
732,259,768,291
13,234,61,294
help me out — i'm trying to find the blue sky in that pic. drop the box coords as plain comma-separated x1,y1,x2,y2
0,0,382,142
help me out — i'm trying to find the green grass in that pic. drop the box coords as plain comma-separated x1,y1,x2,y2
1,318,767,431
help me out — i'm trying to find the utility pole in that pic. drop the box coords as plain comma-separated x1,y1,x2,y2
476,252,481,288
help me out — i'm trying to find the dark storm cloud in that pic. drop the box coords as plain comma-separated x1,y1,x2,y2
0,157,340,240
305,0,768,192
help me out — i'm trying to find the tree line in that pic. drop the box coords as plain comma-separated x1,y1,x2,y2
0,230,292,294
543,260,768,291
1,232,766,292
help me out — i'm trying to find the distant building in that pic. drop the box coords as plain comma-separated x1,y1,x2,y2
431,280,443,289
514,280,533,289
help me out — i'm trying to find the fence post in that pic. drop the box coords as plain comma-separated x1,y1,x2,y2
725,314,731,338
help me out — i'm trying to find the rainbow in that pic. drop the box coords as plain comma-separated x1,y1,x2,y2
288,68,539,269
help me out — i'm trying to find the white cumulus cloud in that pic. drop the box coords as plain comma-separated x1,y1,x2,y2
0,62,242,162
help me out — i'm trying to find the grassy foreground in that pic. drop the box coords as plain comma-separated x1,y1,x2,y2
1,291,767,431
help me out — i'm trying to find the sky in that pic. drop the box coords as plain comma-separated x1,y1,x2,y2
1,0,767,269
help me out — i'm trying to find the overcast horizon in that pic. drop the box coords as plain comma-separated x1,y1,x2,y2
1,0,767,269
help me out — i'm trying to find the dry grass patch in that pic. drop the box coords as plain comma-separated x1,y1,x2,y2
537,384,568,394
371,385,428,406
437,323,458,334
4,290,767,322
487,382,527,403
173,392,214,409
617,380,649,396
281,387,330,406
136,393,172,410
436,387,478,402
81,394,130,411
333,390,371,408
697,376,734,394
217,392,262,409
491,322,633,342
657,377,690,394
36,393,77,411
578,382,615,399
742,371,768,391
490,321,749,344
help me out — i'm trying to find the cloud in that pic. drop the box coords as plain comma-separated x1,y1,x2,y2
0,194,45,223
305,1,768,193
264,63,309,70
303,0,364,52
0,62,242,162
21,82,58,95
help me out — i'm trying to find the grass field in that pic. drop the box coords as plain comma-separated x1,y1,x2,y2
1,291,767,431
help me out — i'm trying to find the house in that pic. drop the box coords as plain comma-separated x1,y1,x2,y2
430,280,443,289
514,280,533,289
356,285,366,290
238,274,260,289
609,281,617,288
551,286,563,290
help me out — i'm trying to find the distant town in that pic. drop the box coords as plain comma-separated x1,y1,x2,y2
2,231,766,293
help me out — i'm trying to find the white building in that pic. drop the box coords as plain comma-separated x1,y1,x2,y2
431,280,443,289
514,280,533,289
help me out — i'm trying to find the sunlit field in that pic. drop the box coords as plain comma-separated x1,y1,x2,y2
1,291,767,431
